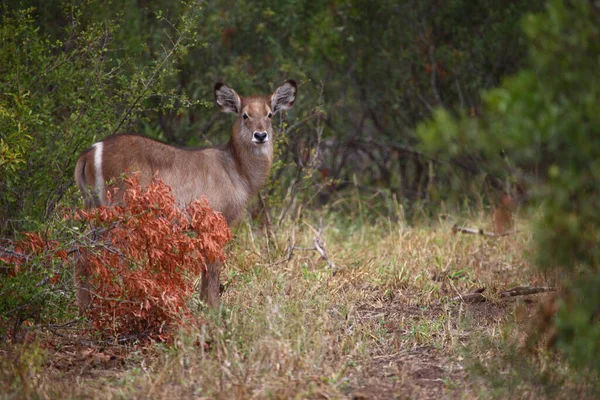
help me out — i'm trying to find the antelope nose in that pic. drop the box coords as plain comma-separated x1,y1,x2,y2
253,131,268,143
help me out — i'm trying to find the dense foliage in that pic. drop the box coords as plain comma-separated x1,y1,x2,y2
1,177,231,341
418,0,600,375
0,0,540,234
0,1,202,234
0,231,70,342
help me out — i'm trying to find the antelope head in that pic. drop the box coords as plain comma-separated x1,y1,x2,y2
214,80,297,156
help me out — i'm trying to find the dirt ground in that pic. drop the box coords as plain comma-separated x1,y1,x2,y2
7,293,547,399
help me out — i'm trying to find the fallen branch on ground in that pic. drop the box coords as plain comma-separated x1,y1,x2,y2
452,224,519,237
499,286,556,298
451,286,556,303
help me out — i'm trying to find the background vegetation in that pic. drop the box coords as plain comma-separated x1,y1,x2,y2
1,0,598,397
0,0,542,233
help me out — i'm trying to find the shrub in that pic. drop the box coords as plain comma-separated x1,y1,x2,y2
0,2,202,235
418,0,600,376
1,176,232,342
75,176,232,340
0,232,71,342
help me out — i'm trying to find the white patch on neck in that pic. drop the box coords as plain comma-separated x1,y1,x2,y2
253,144,271,156
93,142,105,204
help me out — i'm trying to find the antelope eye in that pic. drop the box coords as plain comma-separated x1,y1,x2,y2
243,113,249,120
267,112,273,119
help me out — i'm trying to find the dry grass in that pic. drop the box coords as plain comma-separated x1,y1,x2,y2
1,212,595,399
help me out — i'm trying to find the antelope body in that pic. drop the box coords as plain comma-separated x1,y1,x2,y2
74,80,297,307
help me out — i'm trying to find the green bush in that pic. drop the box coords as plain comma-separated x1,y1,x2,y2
0,0,541,229
418,0,600,375
0,230,72,341
0,2,201,235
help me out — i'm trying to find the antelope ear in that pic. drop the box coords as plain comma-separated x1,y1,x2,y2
214,83,241,114
271,80,297,114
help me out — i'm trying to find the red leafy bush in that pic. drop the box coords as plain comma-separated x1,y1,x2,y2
75,175,232,340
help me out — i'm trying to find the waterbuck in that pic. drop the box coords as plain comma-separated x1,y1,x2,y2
74,80,297,307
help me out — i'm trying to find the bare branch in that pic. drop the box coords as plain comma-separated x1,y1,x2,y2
271,220,338,273
313,218,337,272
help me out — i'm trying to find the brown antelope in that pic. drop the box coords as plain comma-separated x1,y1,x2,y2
74,80,297,308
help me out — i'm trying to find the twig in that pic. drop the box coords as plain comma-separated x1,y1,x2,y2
452,225,483,235
313,218,337,272
271,228,299,266
428,43,443,107
263,224,272,265
455,76,465,109
277,84,326,227
271,220,338,273
452,224,519,237
44,322,87,338
276,178,298,227
50,320,78,328
415,91,435,113
0,246,31,263
259,192,277,251
283,227,296,262
112,33,185,135
499,286,556,298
